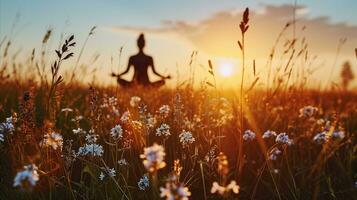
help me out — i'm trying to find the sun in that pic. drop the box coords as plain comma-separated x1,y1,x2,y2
218,61,235,77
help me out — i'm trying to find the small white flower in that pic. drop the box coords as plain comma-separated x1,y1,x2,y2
99,172,105,181
120,111,130,123
130,96,141,107
299,106,318,117
146,114,156,128
0,134,4,142
243,130,256,141
140,143,166,172
77,144,104,157
158,105,170,116
276,133,293,145
156,124,171,137
160,174,191,200
262,130,277,139
13,164,39,188
110,124,123,139
226,180,240,194
118,159,128,166
40,132,63,151
269,148,282,160
332,130,345,140
138,174,149,190
313,131,329,144
85,134,99,144
211,180,239,195
73,128,86,135
179,130,195,146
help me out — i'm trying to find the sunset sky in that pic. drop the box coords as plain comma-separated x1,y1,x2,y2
1,0,356,88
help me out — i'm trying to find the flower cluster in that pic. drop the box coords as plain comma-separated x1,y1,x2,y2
156,123,171,137
99,167,116,181
211,180,240,195
262,130,277,139
140,143,166,172
110,124,123,139
77,143,104,157
40,131,63,151
179,130,195,146
243,129,256,141
138,174,150,190
276,133,293,145
13,164,40,188
160,174,191,200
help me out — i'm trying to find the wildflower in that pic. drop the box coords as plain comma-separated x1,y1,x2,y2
243,129,256,141
110,124,123,139
179,130,195,146
73,128,86,135
118,158,128,166
98,167,116,181
313,131,329,144
61,108,73,112
145,113,156,128
130,96,141,107
77,143,104,157
332,130,345,140
269,148,282,160
276,132,293,145
13,164,39,188
0,116,15,135
211,180,240,195
262,130,277,139
138,174,150,190
40,132,63,151
140,143,166,172
156,123,171,137
299,106,318,117
85,134,99,144
160,174,191,200
120,111,130,123
158,105,170,116
99,172,105,181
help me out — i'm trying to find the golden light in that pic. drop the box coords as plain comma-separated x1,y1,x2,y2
218,61,235,77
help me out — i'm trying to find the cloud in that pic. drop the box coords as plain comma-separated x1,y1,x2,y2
108,4,357,59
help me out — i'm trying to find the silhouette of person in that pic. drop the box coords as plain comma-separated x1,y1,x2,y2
112,33,170,88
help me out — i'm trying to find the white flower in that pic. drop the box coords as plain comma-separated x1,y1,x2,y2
85,134,99,144
77,143,104,157
146,113,156,128
40,132,63,151
13,164,39,187
160,174,191,200
0,134,4,142
73,128,86,135
211,180,239,195
138,174,149,190
118,159,128,166
262,130,277,139
0,116,15,135
140,143,166,172
99,172,105,181
276,133,293,145
61,108,73,112
158,105,170,116
179,130,195,146
243,130,256,141
299,106,318,117
110,124,123,139
332,130,345,140
269,148,282,160
130,96,141,107
120,111,130,123
156,124,171,137
313,131,329,144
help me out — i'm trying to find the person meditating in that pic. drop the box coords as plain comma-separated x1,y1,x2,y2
112,33,170,88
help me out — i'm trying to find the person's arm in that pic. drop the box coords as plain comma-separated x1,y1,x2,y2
119,57,132,76
150,57,170,79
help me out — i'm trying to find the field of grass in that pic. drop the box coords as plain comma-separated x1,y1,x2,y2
0,7,357,200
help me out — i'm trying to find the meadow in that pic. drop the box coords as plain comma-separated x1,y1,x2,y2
0,8,357,200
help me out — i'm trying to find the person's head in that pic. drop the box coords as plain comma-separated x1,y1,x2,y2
137,33,145,51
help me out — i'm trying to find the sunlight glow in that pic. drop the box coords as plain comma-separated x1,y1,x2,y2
218,61,235,77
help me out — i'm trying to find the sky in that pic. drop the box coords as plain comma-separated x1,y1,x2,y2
0,0,356,88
